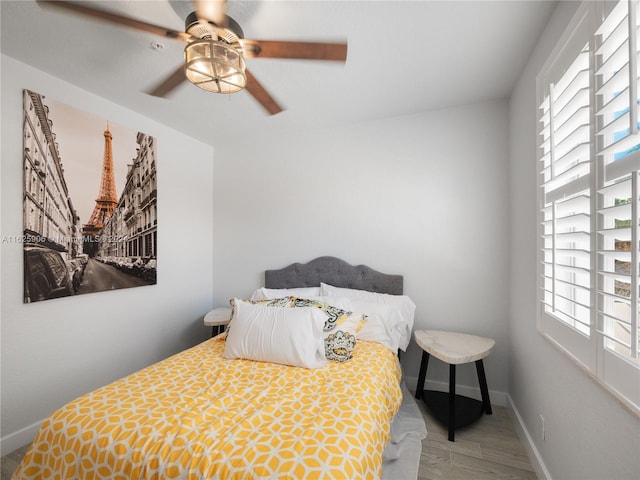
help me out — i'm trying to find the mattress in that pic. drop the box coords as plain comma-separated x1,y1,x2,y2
13,335,403,480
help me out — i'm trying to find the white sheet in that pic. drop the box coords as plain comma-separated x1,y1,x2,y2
382,375,428,479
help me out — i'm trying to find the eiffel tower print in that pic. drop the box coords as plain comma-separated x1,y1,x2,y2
82,123,118,256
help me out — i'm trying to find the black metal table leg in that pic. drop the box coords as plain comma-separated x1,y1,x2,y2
415,351,430,400
475,359,492,415
211,324,227,337
448,364,456,442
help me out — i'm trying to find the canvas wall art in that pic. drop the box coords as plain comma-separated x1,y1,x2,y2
22,89,158,303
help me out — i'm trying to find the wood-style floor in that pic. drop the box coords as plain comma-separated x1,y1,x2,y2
1,403,537,480
417,400,538,480
0,443,28,480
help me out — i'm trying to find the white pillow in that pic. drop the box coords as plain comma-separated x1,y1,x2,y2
248,296,366,362
223,300,327,369
319,283,416,351
249,286,321,301
350,301,406,352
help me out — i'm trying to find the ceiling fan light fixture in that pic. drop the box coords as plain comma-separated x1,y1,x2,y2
184,39,246,94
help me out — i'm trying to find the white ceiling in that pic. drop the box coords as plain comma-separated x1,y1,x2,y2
1,0,556,146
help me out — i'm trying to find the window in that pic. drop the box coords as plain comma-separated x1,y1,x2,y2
537,0,640,415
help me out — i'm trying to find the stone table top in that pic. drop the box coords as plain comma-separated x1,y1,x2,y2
414,330,495,364
204,307,232,326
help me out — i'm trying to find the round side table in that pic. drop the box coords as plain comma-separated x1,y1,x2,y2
414,329,495,442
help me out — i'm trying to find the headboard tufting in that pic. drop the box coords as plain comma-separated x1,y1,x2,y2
264,256,403,295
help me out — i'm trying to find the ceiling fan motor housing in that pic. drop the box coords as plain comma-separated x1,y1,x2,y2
185,11,244,44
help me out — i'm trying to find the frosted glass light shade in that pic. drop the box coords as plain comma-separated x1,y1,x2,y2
185,39,246,94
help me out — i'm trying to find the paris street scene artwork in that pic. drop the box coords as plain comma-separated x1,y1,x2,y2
22,90,157,303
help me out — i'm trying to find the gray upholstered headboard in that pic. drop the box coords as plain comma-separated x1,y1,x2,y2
264,256,403,295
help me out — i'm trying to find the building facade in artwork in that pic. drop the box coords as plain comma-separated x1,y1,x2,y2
82,124,118,257
97,132,157,263
23,90,80,257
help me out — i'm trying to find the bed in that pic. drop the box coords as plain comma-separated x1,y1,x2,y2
13,257,426,479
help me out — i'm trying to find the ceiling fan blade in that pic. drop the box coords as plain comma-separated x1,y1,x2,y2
244,69,284,115
194,0,227,27
146,65,186,98
36,0,190,43
241,40,348,62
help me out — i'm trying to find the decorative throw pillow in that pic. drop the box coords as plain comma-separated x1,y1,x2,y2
324,330,357,362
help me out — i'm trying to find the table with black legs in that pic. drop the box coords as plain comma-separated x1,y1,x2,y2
414,330,494,442
204,307,232,337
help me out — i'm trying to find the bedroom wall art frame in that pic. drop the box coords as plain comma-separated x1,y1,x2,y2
22,89,158,303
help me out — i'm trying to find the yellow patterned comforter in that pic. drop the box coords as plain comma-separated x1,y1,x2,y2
13,336,402,480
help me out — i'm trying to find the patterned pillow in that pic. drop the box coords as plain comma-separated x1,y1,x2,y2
239,296,366,362
324,330,357,363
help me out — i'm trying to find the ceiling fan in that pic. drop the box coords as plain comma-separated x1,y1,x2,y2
36,0,348,115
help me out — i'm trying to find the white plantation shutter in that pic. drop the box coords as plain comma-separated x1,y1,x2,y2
538,0,640,414
540,46,591,332
594,0,640,407
538,5,595,369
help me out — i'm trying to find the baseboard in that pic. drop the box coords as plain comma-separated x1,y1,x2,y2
0,419,41,456
506,394,552,480
404,375,507,407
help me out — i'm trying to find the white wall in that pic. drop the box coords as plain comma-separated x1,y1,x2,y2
509,3,640,480
0,55,214,454
213,100,510,398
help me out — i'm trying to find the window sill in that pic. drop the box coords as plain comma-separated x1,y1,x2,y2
539,329,640,419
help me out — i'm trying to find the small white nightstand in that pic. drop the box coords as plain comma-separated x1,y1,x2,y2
204,307,232,337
